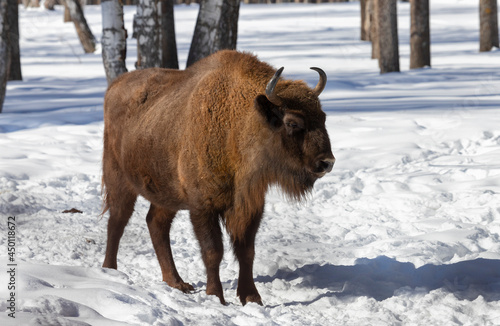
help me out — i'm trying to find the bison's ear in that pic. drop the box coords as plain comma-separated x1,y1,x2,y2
254,94,283,129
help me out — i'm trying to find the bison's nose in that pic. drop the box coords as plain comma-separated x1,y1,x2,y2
317,157,335,175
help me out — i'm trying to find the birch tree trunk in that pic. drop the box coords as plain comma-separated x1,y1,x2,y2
161,0,179,69
64,0,96,53
480,0,499,52
7,0,21,80
0,0,10,113
186,0,240,67
410,0,430,69
135,0,161,69
101,0,128,85
377,0,399,73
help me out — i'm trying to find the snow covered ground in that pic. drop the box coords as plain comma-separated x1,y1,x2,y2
1,1,500,325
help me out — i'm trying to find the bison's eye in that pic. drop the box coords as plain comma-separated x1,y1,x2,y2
284,114,305,135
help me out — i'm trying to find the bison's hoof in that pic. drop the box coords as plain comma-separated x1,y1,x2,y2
206,287,226,305
240,293,263,306
171,282,194,294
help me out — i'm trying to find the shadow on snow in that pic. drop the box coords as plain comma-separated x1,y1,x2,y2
256,256,500,306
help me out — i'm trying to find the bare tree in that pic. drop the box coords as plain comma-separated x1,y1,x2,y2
370,0,379,59
186,0,240,67
45,0,56,10
361,0,368,40
7,0,21,81
0,0,9,113
23,0,40,8
161,0,179,69
102,0,128,85
410,0,430,69
480,0,499,52
377,0,399,73
134,0,161,69
64,0,96,53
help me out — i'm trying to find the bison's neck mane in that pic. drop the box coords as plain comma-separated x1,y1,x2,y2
247,154,315,204
272,165,315,202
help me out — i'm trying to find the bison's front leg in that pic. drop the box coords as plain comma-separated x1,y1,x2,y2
146,204,194,293
231,211,264,306
190,210,225,304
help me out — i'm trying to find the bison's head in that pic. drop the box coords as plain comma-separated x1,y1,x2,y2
255,67,335,198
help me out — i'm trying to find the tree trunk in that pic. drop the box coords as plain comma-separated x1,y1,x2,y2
101,0,128,85
23,0,40,8
161,0,179,69
370,0,379,59
45,0,56,10
0,0,10,113
186,0,240,67
361,0,368,40
64,0,96,53
64,5,72,22
377,0,399,73
480,0,499,52
134,0,161,69
7,0,21,81
410,0,430,69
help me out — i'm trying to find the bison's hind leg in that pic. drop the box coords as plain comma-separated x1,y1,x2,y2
102,183,137,269
147,204,194,293
102,148,138,269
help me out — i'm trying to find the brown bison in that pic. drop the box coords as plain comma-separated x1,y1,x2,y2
101,50,335,306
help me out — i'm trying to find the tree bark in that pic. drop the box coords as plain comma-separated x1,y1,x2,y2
377,0,399,73
64,0,96,53
134,0,161,69
370,0,378,59
7,0,21,80
361,0,368,40
101,0,128,85
23,0,40,8
45,0,56,10
0,0,10,113
410,0,430,69
480,0,499,52
186,0,240,67
161,0,179,69
64,5,72,22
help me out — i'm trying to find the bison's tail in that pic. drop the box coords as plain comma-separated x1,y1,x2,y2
100,177,110,217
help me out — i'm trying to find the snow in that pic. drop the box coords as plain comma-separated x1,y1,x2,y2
1,1,500,325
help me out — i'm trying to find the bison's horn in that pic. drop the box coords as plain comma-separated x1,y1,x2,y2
266,67,284,106
310,67,327,96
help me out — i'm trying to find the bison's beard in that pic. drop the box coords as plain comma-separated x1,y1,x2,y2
276,168,317,203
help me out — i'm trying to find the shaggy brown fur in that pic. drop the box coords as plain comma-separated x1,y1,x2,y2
101,50,335,306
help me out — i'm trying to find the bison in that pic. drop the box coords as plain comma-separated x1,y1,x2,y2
101,50,335,306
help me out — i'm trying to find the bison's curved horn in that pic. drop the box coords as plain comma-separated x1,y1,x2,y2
266,67,284,106
310,67,327,96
